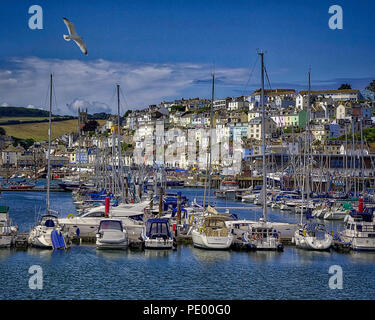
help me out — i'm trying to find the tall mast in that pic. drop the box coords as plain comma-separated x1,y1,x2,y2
46,73,52,213
117,84,125,202
207,73,215,206
259,51,267,221
345,121,348,193
360,116,365,193
202,73,214,211
306,70,311,203
77,107,81,183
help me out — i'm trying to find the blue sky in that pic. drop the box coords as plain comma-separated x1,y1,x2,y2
0,0,374,114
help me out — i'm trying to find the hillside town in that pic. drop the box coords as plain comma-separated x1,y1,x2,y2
1,87,375,182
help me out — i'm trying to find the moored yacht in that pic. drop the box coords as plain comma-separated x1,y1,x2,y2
141,218,175,249
294,222,333,250
192,214,233,249
96,219,128,250
28,213,70,249
0,204,17,248
340,199,375,251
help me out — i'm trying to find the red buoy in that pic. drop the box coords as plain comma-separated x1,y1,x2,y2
358,198,364,213
105,197,110,217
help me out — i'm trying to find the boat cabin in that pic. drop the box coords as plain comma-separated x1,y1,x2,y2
99,219,124,232
201,216,229,237
146,218,172,240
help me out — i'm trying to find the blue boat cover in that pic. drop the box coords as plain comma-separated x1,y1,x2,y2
51,229,66,250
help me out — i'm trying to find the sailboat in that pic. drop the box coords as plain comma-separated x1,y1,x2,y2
192,73,234,250
242,52,284,251
28,74,71,250
293,71,333,251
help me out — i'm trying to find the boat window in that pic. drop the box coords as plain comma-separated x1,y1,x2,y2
100,220,122,231
351,224,355,230
44,219,55,228
356,225,362,232
87,212,105,217
148,222,170,236
205,219,225,228
346,224,351,230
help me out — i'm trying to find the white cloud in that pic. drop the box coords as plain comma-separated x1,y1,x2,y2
0,57,252,115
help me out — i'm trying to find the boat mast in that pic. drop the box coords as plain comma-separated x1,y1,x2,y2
259,51,267,221
117,84,125,203
202,73,215,211
46,73,52,213
306,70,311,203
207,73,215,206
77,106,81,184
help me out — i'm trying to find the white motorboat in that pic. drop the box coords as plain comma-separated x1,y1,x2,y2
340,205,375,251
59,201,147,238
192,214,233,249
96,219,128,250
227,219,284,251
141,218,175,249
0,204,17,248
293,223,333,250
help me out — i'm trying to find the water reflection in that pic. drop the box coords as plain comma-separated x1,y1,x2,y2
291,247,333,264
144,249,172,259
246,250,283,263
26,247,55,261
192,247,231,263
0,249,12,260
95,248,128,260
348,251,375,263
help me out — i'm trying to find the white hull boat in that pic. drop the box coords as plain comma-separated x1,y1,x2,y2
294,223,333,250
192,215,233,250
142,218,175,250
96,219,128,250
340,206,375,251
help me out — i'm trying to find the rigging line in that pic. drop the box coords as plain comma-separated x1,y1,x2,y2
41,77,50,112
264,65,272,91
119,87,129,114
242,55,259,96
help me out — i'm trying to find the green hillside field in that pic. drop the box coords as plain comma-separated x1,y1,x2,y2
1,119,106,141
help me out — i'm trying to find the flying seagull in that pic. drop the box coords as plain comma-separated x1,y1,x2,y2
62,17,87,55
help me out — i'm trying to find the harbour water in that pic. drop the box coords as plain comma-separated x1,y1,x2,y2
1,188,375,300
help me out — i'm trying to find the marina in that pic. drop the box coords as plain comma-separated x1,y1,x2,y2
1,188,375,300
2,0,375,307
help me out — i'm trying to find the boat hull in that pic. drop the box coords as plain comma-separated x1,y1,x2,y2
192,230,233,249
144,238,174,250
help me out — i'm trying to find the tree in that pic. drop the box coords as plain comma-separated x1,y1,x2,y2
124,110,132,118
0,127,5,135
82,120,99,132
366,80,375,95
338,83,351,90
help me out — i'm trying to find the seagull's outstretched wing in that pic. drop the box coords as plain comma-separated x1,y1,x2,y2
62,17,77,36
74,39,87,55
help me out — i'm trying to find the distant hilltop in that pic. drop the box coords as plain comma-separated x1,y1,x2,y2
0,106,52,118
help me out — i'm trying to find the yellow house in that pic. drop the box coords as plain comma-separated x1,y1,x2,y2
111,125,119,134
